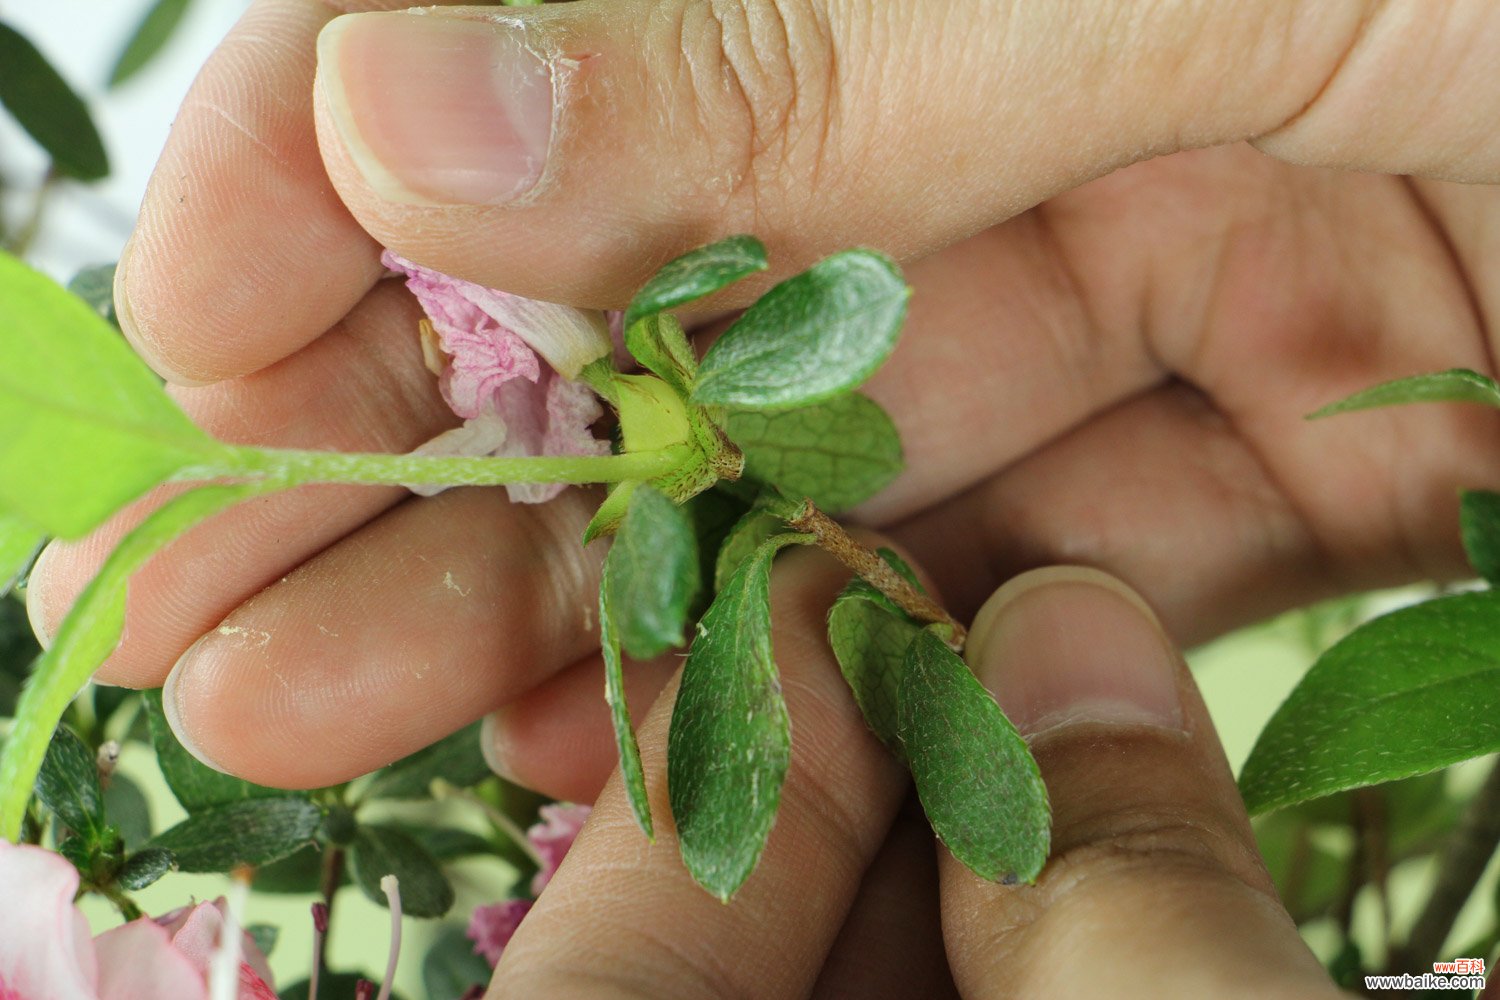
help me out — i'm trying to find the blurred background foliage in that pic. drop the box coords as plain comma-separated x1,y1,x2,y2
1,2,1496,998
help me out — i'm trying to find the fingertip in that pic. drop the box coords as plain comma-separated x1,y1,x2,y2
114,238,209,387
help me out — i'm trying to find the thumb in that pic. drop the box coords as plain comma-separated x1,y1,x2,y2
938,567,1343,999
311,1,1361,304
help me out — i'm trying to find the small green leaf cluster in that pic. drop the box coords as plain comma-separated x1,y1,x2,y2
1240,369,1500,815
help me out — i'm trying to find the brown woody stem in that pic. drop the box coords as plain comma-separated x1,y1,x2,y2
786,501,966,650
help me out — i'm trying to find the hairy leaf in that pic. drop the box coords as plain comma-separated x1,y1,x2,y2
66,264,119,328
726,392,902,512
900,628,1051,884
0,252,239,536
599,558,653,839
693,250,908,410
423,925,494,1000
624,313,698,396
364,722,490,801
1460,490,1500,586
116,846,175,891
1240,590,1500,814
713,506,783,593
350,824,455,918
147,797,323,872
1310,368,1500,418
108,0,193,88
624,235,768,328
102,771,152,849
0,483,272,841
668,534,808,899
827,550,924,757
0,24,108,179
142,688,292,811
36,726,104,840
608,486,700,658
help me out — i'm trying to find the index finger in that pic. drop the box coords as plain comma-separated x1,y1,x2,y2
115,0,483,385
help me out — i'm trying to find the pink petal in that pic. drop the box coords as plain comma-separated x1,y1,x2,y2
93,921,205,1000
466,899,533,969
488,373,608,505
163,902,276,997
0,841,98,1000
528,803,591,895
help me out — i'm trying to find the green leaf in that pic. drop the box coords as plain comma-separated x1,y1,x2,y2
245,923,279,961
607,486,700,659
1,511,44,596
245,844,329,894
388,823,497,862
363,722,490,801
1239,590,1500,814
36,725,104,839
280,972,408,1000
713,506,783,593
102,771,152,849
599,558,653,839
1461,490,1500,585
624,235,768,329
0,24,109,180
142,688,293,811
1310,368,1500,418
66,264,119,329
899,628,1051,884
0,251,240,537
692,250,908,410
726,392,902,513
624,313,698,396
423,925,494,1000
116,846,175,890
826,550,925,757
108,0,193,88
668,534,808,899
349,824,455,918
146,796,323,871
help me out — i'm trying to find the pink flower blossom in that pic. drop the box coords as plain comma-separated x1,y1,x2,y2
155,900,278,1000
465,899,532,969
528,803,590,895
383,251,612,504
0,841,277,1000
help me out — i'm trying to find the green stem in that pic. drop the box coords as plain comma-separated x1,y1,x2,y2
228,445,690,490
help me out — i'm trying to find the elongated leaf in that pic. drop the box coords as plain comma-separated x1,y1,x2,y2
0,483,270,841
363,722,490,801
599,558,653,839
0,24,108,180
1239,590,1500,814
0,252,240,536
147,796,322,871
899,628,1050,883
116,846,175,890
102,772,152,848
1,512,44,596
624,235,768,329
1310,368,1500,418
726,392,902,512
607,486,699,658
35,726,104,840
66,264,118,328
350,824,455,918
624,313,698,397
109,0,193,88
142,688,291,812
827,550,924,757
668,534,808,899
1461,490,1500,585
714,506,783,592
693,250,908,410
388,823,496,862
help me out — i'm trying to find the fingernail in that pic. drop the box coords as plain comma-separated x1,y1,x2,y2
479,714,517,781
114,237,206,387
317,12,554,205
966,567,1183,735
163,638,232,774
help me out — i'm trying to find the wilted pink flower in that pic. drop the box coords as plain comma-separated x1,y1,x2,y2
0,841,278,1000
466,899,533,969
528,803,590,895
383,251,612,503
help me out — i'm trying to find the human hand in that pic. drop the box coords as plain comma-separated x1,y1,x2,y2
488,554,1346,999
28,1,1500,797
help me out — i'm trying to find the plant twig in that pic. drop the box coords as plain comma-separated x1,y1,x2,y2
785,501,966,649
1393,759,1500,972
315,846,345,983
